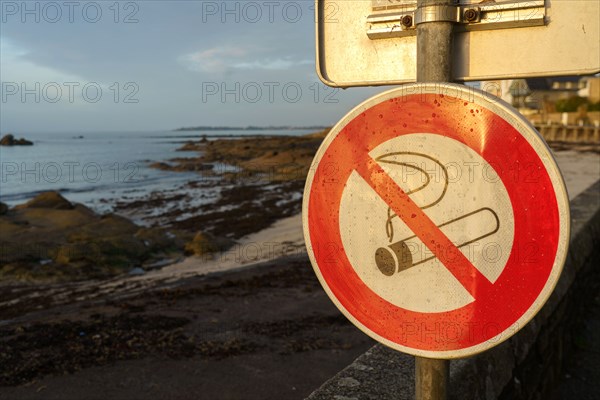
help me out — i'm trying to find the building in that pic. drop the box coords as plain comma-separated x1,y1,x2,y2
578,76,600,103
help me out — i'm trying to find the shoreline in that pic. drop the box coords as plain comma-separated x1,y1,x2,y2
0,128,322,210
1,137,597,284
0,130,328,284
140,212,305,281
0,134,598,396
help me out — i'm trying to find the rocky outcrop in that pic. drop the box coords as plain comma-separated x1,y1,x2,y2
0,202,8,215
0,134,33,146
155,132,328,181
0,192,187,281
184,232,219,256
150,160,214,173
16,191,74,210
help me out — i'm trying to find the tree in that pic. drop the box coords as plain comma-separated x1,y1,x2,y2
554,96,588,113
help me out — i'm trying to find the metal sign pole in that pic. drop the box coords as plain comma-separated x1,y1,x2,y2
415,357,449,400
416,0,454,82
414,0,453,398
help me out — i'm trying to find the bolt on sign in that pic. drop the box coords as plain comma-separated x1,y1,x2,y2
302,84,570,358
316,0,600,87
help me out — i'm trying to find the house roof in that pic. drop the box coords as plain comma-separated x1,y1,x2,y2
509,80,530,96
525,76,582,91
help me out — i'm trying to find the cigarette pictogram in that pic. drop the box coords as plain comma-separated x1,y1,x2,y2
372,151,500,276
375,207,500,276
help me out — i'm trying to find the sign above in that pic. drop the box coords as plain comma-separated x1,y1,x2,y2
303,83,570,358
316,0,600,87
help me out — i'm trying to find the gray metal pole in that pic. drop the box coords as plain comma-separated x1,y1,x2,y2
415,0,453,398
415,357,449,400
416,0,454,82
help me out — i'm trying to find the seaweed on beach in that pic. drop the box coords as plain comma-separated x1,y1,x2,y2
0,314,258,386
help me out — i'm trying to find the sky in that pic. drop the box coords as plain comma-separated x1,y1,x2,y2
0,0,386,133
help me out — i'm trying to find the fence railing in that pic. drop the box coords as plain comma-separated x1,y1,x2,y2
534,124,600,143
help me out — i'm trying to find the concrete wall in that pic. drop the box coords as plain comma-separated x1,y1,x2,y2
307,180,600,400
527,112,600,127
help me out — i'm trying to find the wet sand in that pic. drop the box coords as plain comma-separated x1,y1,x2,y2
0,254,374,400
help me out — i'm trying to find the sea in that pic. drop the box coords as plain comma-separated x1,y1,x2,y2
0,129,316,211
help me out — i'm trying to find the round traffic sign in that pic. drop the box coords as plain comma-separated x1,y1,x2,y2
303,83,570,358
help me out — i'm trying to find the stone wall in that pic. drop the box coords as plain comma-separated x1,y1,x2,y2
308,180,600,400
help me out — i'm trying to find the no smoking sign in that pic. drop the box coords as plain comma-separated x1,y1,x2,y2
303,84,570,358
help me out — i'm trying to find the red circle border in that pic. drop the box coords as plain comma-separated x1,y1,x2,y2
306,91,563,353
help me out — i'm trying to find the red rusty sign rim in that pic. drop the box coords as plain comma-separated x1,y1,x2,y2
302,83,570,358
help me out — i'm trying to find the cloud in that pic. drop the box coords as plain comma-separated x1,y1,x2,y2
234,58,313,71
179,46,312,73
1,37,88,86
179,46,248,73
0,36,122,108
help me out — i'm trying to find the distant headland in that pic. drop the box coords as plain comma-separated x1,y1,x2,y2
173,125,330,132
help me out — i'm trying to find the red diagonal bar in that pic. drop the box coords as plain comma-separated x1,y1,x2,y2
354,156,495,298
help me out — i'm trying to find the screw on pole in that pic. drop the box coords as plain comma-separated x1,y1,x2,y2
414,0,454,398
464,8,480,23
401,15,414,28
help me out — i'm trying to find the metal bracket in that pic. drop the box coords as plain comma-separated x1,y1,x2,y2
367,0,545,40
415,4,460,24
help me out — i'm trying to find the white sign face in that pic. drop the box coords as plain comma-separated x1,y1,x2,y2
339,134,515,314
316,0,600,87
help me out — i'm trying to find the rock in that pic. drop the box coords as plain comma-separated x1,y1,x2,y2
150,159,213,172
66,214,137,241
54,243,92,265
1,195,188,282
142,258,178,270
97,213,138,231
184,232,219,256
72,203,98,217
0,202,8,215
167,133,325,181
55,235,147,269
135,228,176,252
128,267,146,276
0,134,14,145
0,134,33,146
19,204,97,230
177,141,202,151
337,377,361,388
19,192,73,210
149,162,173,170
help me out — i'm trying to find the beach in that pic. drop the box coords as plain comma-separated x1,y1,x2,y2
1,134,599,399
1,129,378,400
0,254,375,400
